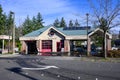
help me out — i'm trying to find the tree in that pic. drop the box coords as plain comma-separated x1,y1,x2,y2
36,12,44,28
15,26,23,39
88,0,120,58
69,20,73,27
74,19,80,27
0,5,6,35
32,16,37,26
6,11,14,35
22,12,44,35
22,16,33,35
53,18,60,27
118,31,120,39
5,11,15,53
2,13,7,34
60,17,66,27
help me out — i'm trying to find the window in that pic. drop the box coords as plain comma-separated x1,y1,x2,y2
48,30,55,37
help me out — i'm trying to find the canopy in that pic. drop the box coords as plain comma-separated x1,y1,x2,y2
0,35,12,40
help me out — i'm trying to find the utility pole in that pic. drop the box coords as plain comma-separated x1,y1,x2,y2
86,13,89,56
11,11,15,54
119,31,120,39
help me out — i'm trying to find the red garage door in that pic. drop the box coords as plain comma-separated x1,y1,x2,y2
42,40,52,53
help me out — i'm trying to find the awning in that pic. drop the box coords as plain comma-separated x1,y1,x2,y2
0,35,12,40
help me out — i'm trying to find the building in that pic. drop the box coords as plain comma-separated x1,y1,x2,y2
0,35,12,54
112,34,119,40
19,26,112,55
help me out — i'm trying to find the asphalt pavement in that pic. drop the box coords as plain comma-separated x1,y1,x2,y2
0,54,120,80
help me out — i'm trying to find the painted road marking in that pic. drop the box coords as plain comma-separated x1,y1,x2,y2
22,66,59,70
57,75,60,77
96,78,98,80
41,74,44,76
78,76,81,79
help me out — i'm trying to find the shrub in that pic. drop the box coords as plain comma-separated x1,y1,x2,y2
108,50,120,58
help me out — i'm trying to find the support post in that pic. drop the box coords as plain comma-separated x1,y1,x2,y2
87,37,91,56
2,39,4,54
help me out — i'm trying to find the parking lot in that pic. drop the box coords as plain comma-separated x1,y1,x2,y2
0,55,120,80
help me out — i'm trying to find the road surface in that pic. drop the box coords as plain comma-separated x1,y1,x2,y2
0,55,120,80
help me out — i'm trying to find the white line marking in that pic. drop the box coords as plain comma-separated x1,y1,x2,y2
22,66,59,70
96,78,98,80
41,74,44,76
78,76,81,79
57,75,60,77
25,72,28,75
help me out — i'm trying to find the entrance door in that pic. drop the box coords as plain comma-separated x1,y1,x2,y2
57,42,61,52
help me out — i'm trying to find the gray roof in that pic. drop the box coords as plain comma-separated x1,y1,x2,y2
24,26,94,37
24,27,49,37
56,28,88,36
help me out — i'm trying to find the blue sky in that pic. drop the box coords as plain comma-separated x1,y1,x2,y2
0,0,120,33
0,0,91,25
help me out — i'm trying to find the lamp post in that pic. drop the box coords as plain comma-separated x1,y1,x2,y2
11,11,15,54
86,13,89,56
119,31,120,39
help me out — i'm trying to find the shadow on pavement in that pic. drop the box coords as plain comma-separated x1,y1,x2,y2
6,67,39,80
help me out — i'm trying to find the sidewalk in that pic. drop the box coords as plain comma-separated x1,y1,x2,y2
0,53,21,57
45,56,120,63
0,54,120,63
80,56,120,62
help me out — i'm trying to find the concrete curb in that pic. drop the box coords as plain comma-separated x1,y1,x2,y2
45,56,80,60
0,54,21,57
44,56,120,63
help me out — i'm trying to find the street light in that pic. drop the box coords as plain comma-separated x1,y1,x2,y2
86,13,89,56
10,11,15,54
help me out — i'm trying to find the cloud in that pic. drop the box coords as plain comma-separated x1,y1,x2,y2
1,0,79,26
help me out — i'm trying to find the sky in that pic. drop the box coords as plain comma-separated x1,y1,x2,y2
0,0,92,25
0,0,120,33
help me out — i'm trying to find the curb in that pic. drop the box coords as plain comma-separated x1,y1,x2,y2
0,54,21,57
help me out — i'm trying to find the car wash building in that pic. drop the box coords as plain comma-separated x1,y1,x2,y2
19,26,112,55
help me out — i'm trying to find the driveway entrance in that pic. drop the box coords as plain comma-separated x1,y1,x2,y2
26,41,37,54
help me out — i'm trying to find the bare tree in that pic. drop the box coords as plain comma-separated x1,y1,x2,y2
88,0,120,58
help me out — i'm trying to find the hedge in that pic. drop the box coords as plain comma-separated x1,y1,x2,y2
108,50,120,58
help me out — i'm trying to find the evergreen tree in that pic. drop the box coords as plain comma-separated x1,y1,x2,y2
69,20,73,27
60,17,66,27
53,19,60,27
22,16,33,35
15,26,23,39
32,16,36,25
22,12,44,35
74,19,80,27
0,5,5,34
118,31,120,39
32,16,37,29
36,12,44,28
2,13,7,34
6,11,14,35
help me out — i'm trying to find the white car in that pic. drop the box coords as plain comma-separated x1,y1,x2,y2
112,47,118,50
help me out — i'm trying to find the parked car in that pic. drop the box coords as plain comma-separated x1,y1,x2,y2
112,47,118,50
90,50,98,56
73,47,86,57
